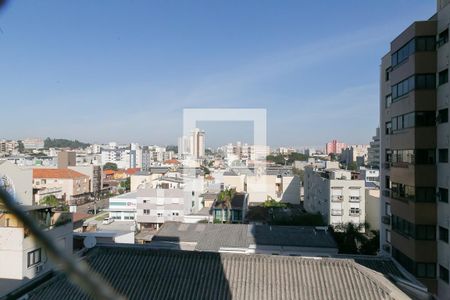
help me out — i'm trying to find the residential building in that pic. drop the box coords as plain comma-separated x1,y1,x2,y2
340,144,369,167
178,128,205,159
32,169,90,204
358,168,380,185
108,192,137,222
0,161,33,205
68,165,103,194
325,139,347,155
0,140,18,155
379,5,450,296
101,148,136,169
57,151,76,169
304,164,366,230
0,205,72,297
365,182,381,231
22,138,44,150
368,128,381,168
212,193,248,223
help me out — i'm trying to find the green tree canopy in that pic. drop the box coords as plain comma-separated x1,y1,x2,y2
103,162,118,171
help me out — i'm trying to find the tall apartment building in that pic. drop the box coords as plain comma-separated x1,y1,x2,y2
367,128,381,169
380,2,450,296
325,140,347,155
178,128,205,159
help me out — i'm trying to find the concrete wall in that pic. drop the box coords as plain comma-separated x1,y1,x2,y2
0,161,33,205
365,188,380,231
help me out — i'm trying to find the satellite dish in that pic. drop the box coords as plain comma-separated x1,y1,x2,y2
83,236,97,249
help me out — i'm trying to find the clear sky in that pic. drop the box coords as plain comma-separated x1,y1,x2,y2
0,0,436,148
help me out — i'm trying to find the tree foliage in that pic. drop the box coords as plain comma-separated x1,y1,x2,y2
331,223,379,255
44,137,90,149
266,152,308,165
103,162,118,171
40,195,59,207
120,178,131,191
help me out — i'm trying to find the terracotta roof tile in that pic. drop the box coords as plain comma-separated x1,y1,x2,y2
33,168,88,179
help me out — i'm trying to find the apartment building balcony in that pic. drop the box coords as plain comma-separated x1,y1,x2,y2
331,209,343,216
331,195,343,202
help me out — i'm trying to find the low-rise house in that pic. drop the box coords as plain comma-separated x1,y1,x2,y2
32,169,90,205
0,205,73,297
212,193,247,223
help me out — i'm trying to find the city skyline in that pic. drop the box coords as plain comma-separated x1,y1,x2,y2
0,1,435,146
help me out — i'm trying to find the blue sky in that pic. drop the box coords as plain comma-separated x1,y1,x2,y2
0,0,436,148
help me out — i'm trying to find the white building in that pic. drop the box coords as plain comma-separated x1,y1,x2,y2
304,163,366,230
108,193,138,221
0,207,73,297
0,161,33,205
101,148,136,169
22,138,44,150
178,128,205,159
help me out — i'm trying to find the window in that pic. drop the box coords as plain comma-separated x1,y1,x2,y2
143,209,150,215
415,149,435,164
439,149,449,163
416,263,436,278
27,248,42,268
438,29,449,48
415,36,436,52
385,202,391,216
415,111,435,127
439,69,448,85
440,265,450,283
439,188,449,203
415,74,436,89
439,226,449,243
392,215,435,240
349,208,360,215
172,212,179,216
385,68,390,81
157,212,163,217
385,94,392,108
385,121,392,135
143,200,147,204
386,229,391,243
438,108,449,124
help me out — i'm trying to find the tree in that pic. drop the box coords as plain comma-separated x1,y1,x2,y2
17,140,25,153
331,223,369,254
120,178,131,192
40,195,59,207
217,189,235,223
346,162,358,171
103,162,118,171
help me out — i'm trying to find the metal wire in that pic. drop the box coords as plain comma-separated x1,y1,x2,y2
0,188,126,300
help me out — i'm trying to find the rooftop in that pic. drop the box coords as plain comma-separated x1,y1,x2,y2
152,223,338,251
33,168,87,179
24,245,409,300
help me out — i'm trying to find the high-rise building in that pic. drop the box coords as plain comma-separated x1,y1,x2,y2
380,3,450,296
367,128,380,169
178,128,205,159
325,140,347,155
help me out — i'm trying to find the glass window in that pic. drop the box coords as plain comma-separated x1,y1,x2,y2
438,108,448,124
439,149,449,163
438,29,449,48
440,265,450,283
415,111,435,127
439,188,449,203
27,248,42,268
439,69,448,85
415,149,435,164
439,226,449,243
385,94,392,108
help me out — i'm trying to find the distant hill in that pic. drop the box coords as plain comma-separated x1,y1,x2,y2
44,138,90,149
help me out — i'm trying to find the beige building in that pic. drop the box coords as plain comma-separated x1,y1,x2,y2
304,165,366,230
32,169,90,204
379,2,450,296
0,206,73,297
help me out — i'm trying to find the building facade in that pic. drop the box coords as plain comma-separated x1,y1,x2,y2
379,4,450,296
304,166,366,230
367,128,381,169
325,140,347,155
